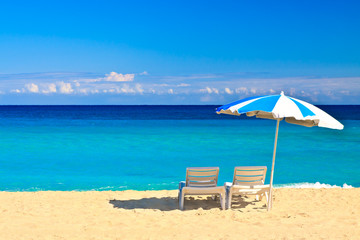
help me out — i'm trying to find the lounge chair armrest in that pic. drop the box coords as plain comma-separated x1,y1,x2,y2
224,182,233,187
179,181,186,190
224,182,232,193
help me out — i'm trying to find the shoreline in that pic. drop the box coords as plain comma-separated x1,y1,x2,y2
0,188,359,239
1,181,356,192
0,181,355,192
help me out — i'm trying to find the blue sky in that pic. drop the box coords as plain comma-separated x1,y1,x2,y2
0,0,359,104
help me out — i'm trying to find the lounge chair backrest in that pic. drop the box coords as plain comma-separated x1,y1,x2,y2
186,167,219,187
232,166,267,185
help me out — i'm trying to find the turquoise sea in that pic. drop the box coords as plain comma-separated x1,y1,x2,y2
0,105,359,191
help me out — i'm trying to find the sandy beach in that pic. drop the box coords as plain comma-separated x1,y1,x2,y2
0,188,359,240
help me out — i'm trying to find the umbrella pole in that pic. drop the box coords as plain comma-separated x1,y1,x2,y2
268,118,280,211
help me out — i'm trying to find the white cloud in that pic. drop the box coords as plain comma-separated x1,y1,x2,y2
200,87,219,94
58,82,74,94
135,84,144,94
67,72,136,84
10,89,22,93
212,88,219,94
79,89,88,94
25,83,39,93
42,83,57,94
75,78,99,83
2,71,359,104
177,83,190,87
235,87,248,94
105,72,134,82
200,87,212,94
225,87,233,94
120,84,135,93
80,88,99,94
139,71,148,75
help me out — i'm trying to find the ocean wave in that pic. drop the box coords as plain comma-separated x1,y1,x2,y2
88,186,127,191
275,182,353,189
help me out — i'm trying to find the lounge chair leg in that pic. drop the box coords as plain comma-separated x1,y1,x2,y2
220,194,225,210
227,191,232,209
179,192,185,210
265,191,269,203
259,193,263,201
265,191,271,211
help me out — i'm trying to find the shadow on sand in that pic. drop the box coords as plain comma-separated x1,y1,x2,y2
109,195,265,211
230,196,267,211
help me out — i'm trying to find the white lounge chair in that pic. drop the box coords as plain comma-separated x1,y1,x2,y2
226,166,270,209
178,167,226,210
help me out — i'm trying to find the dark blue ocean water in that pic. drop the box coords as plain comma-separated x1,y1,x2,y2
0,105,359,191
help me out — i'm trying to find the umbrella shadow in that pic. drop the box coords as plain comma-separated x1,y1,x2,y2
109,196,225,211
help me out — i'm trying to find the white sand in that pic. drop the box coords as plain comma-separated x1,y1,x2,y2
0,188,359,239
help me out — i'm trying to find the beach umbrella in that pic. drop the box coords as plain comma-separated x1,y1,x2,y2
216,91,343,210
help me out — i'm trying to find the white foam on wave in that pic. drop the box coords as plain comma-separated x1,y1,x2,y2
274,182,354,189
88,186,127,191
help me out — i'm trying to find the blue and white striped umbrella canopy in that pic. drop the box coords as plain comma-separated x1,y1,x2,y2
216,91,343,130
